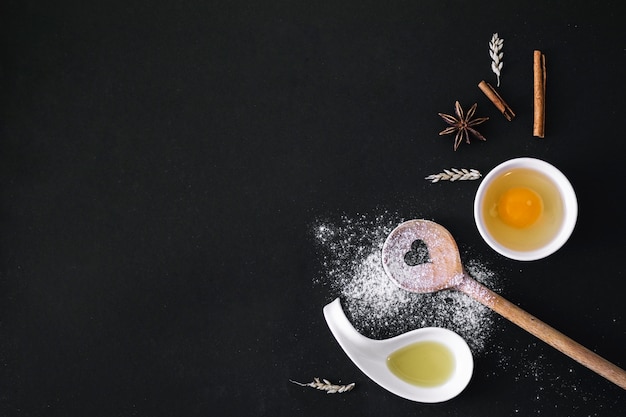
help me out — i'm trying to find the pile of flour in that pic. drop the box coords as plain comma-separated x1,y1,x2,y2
313,212,499,353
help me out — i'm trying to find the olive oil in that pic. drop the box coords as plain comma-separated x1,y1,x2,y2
386,341,455,387
480,168,563,251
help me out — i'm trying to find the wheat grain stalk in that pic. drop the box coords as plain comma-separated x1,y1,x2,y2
489,33,504,87
290,378,356,394
425,168,481,183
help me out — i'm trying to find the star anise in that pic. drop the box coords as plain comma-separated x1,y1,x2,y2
438,101,489,151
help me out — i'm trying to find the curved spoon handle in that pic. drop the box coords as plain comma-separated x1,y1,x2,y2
457,275,626,390
323,298,373,354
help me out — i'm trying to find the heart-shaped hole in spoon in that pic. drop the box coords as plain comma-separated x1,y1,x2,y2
403,239,431,266
382,219,626,390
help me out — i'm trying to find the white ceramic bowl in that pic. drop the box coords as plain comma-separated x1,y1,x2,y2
474,157,578,261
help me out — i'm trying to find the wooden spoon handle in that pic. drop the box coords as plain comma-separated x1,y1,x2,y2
457,275,626,390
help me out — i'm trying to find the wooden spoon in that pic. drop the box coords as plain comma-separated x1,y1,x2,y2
381,219,626,390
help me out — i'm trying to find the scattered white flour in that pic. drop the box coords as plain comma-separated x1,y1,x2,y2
313,213,623,417
311,212,623,415
312,212,500,354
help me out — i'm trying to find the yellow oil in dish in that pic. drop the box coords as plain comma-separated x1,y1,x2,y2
481,168,563,251
386,341,455,387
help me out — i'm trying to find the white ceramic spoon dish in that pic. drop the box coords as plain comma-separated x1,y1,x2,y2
323,298,474,403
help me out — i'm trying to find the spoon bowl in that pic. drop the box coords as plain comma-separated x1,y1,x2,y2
382,219,464,293
323,298,474,403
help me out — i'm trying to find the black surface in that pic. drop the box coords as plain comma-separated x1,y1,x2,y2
1,1,625,416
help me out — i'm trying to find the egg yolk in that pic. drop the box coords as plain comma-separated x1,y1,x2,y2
497,187,543,228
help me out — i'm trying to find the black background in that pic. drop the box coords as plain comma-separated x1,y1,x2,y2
1,1,625,416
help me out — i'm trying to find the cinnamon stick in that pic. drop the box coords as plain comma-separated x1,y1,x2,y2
478,80,515,121
533,50,546,138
